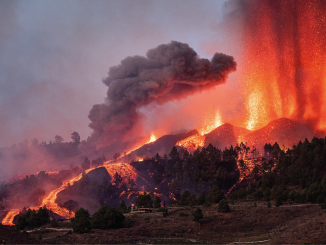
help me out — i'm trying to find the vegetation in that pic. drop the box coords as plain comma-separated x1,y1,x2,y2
218,199,230,213
135,192,153,208
15,206,50,230
230,137,326,206
71,208,91,234
153,196,161,208
192,208,203,223
91,205,125,229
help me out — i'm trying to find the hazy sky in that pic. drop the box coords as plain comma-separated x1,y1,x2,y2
0,0,243,147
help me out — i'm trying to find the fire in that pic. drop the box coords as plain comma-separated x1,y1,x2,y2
199,111,223,135
176,133,205,152
241,0,326,132
1,209,20,226
104,162,139,184
148,133,156,143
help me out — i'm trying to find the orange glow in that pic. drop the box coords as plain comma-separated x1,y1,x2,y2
148,133,156,143
104,162,138,184
199,111,223,135
241,0,326,132
176,133,205,152
1,209,20,226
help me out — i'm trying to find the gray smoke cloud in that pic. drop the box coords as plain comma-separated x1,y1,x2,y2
88,41,236,149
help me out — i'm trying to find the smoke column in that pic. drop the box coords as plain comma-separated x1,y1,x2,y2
88,41,236,151
237,0,326,131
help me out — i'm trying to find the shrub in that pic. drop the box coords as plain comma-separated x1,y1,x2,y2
153,196,161,208
156,207,168,212
15,206,50,230
51,219,59,228
192,208,203,223
91,205,125,229
71,208,91,234
218,199,230,213
179,212,189,217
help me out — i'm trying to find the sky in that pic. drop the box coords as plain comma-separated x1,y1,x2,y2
0,0,243,148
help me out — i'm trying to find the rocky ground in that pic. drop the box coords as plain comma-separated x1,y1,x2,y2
1,202,326,244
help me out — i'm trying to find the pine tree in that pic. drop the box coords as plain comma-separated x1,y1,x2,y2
217,199,230,213
71,208,91,234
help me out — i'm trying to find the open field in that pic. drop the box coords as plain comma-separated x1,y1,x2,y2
1,202,326,244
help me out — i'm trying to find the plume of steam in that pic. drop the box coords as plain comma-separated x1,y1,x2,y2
88,41,236,149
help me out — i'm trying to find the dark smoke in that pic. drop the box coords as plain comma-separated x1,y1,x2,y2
88,41,236,150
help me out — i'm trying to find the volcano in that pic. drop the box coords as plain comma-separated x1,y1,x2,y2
204,123,250,149
124,118,316,158
124,129,198,160
245,118,315,150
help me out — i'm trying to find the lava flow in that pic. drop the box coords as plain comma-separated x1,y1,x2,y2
240,0,326,131
1,162,146,225
1,209,20,226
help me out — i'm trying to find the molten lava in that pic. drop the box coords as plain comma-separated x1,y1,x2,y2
1,209,20,226
240,0,326,132
1,162,147,225
176,133,205,152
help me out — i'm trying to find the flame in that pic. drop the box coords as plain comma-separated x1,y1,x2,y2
199,111,223,135
176,133,205,152
1,209,20,226
148,133,156,143
241,0,326,132
104,162,139,184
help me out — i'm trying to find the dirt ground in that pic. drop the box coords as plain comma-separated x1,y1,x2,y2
1,202,326,244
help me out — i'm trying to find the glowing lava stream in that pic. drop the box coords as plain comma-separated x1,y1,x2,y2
1,209,21,226
1,162,144,225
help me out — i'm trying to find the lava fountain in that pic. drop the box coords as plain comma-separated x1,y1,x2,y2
239,0,326,132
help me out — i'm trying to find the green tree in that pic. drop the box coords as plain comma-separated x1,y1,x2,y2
192,208,203,224
15,206,50,230
51,219,59,228
189,194,197,207
180,190,191,206
113,172,123,187
71,132,80,144
206,185,224,204
91,205,125,229
169,146,179,160
119,200,127,212
153,196,161,208
218,199,230,213
197,192,206,205
135,192,153,208
54,135,64,144
71,208,91,234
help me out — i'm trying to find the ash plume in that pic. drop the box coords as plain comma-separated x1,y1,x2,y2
88,41,236,150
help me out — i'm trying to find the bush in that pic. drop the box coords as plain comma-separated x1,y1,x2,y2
51,219,59,228
179,212,189,217
218,199,230,213
206,186,224,204
153,196,161,208
156,207,168,212
192,208,203,223
91,205,125,229
320,200,326,209
15,206,50,230
71,208,91,234
135,192,153,208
